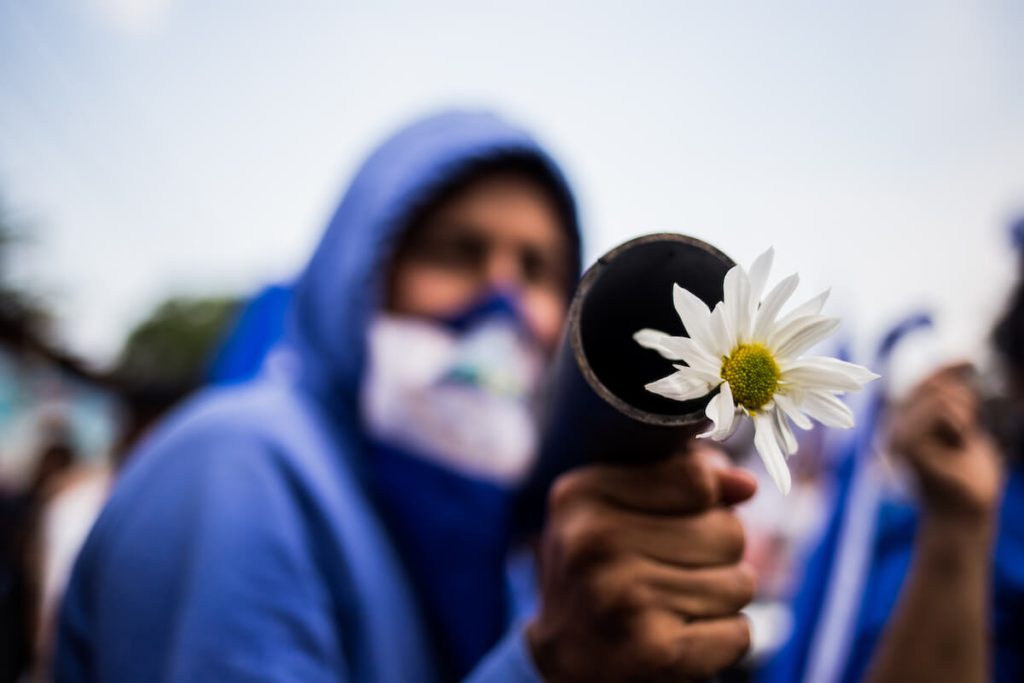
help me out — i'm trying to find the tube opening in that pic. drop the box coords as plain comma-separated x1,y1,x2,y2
577,234,734,420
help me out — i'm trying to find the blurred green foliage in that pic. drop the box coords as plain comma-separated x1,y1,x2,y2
0,188,239,391
113,295,240,391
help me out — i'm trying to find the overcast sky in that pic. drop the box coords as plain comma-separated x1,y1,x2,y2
2,0,1023,368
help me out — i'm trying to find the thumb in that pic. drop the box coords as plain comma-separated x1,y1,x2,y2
693,442,758,506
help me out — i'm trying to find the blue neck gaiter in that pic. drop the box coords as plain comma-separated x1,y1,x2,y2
367,442,515,679
360,293,544,678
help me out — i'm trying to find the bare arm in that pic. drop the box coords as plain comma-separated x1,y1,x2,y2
867,366,1002,683
866,508,994,683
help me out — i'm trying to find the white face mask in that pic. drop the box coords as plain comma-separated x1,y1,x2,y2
360,312,547,485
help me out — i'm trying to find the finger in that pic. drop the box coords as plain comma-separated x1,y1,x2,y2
601,506,747,567
552,450,723,516
906,365,972,409
932,383,979,424
904,379,973,415
690,441,759,505
671,615,751,679
588,559,755,622
717,467,758,506
918,362,976,392
892,386,976,450
922,387,978,448
647,562,756,619
552,502,746,570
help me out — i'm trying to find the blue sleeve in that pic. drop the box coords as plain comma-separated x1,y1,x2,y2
464,625,544,683
993,467,1024,683
56,425,347,682
757,453,857,683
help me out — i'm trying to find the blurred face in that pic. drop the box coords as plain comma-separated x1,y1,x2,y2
387,173,571,350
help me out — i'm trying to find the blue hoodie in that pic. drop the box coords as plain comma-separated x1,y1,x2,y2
55,110,581,682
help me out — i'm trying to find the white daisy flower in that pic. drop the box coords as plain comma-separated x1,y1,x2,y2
633,247,878,495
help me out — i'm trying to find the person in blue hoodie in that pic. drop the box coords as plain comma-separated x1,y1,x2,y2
760,222,1024,683
54,110,757,682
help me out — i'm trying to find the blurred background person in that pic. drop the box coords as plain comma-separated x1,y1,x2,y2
0,415,74,683
1,191,243,680
25,293,240,681
760,219,1024,683
0,205,117,683
55,110,756,682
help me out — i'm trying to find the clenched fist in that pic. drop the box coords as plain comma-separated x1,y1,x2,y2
527,443,757,682
888,363,1003,521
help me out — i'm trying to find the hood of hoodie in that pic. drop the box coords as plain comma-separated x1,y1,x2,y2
285,109,582,414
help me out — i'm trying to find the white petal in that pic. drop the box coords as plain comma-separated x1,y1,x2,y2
747,247,774,303
671,364,722,385
682,356,721,376
633,329,720,374
776,289,831,329
774,393,814,430
780,356,880,392
806,356,880,385
766,313,819,350
699,381,737,440
798,390,855,429
709,302,735,357
771,315,841,359
645,369,718,402
673,284,716,351
723,265,753,341
634,329,704,363
752,273,800,341
753,411,792,495
771,405,799,455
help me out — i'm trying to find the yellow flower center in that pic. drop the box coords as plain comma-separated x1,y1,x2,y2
720,343,780,411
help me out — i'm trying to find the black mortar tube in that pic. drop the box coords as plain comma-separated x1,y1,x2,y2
517,233,736,534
